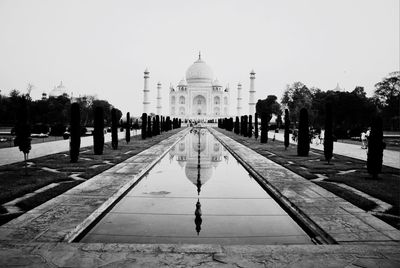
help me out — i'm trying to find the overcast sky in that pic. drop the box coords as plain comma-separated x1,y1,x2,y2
0,0,398,116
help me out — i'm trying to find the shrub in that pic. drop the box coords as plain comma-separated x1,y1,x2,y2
248,115,252,138
166,116,171,131
260,114,268,143
15,96,31,174
243,115,248,137
234,117,239,134
141,113,147,139
125,112,130,144
284,109,290,149
324,103,333,163
367,116,384,179
147,116,152,137
50,123,66,136
152,117,157,136
297,108,309,156
93,106,104,155
157,116,161,135
254,113,259,139
70,103,81,162
111,108,118,149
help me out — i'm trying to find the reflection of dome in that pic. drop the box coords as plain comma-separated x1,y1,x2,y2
185,159,213,185
49,81,68,97
186,53,214,83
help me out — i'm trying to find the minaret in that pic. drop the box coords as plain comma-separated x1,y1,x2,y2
237,82,242,117
143,68,150,114
156,82,162,115
249,70,256,115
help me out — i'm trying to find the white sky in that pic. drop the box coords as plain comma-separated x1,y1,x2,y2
0,0,398,116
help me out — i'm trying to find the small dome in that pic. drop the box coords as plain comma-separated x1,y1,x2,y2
49,81,67,97
178,78,187,87
212,78,222,87
186,54,214,83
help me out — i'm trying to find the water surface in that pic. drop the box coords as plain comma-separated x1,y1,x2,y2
81,128,312,244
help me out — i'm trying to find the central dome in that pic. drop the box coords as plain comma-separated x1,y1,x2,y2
185,53,214,83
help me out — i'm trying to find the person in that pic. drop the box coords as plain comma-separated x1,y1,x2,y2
365,128,371,149
361,131,367,149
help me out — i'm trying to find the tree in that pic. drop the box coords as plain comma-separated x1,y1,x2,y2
147,116,152,137
125,112,131,143
256,95,281,124
234,116,239,134
281,82,312,126
93,107,104,155
111,108,118,149
141,113,147,139
374,72,400,130
15,96,31,174
248,115,252,138
70,103,81,162
367,116,384,179
152,117,157,136
243,115,248,137
260,113,268,143
156,115,160,135
297,108,310,156
284,109,290,150
324,103,333,163
254,113,259,139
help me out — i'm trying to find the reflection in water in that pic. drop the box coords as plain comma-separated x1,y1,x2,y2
169,127,229,235
194,199,202,235
169,128,228,188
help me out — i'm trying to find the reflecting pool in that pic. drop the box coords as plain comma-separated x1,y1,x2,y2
81,128,312,244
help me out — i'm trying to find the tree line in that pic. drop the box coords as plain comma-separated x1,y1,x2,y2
0,91,122,135
256,71,399,137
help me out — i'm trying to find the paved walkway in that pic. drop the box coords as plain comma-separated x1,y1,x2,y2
270,131,400,169
0,128,399,267
0,242,399,267
0,131,139,166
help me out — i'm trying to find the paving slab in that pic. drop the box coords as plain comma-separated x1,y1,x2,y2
210,128,400,245
0,242,399,267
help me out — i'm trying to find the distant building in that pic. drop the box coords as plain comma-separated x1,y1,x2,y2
49,81,68,97
333,83,345,92
169,53,230,119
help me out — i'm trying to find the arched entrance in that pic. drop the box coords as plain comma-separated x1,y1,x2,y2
192,95,206,116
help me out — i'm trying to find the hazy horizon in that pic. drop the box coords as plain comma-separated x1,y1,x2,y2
0,0,398,116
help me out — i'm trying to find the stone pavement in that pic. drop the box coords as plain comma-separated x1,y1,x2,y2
270,131,400,169
0,131,137,166
0,242,399,267
0,127,399,267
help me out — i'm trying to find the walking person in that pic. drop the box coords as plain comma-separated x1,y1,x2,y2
361,131,367,149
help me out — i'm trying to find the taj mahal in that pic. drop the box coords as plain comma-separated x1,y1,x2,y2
142,53,256,119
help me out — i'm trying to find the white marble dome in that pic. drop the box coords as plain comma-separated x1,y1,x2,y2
185,55,214,83
49,81,67,97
